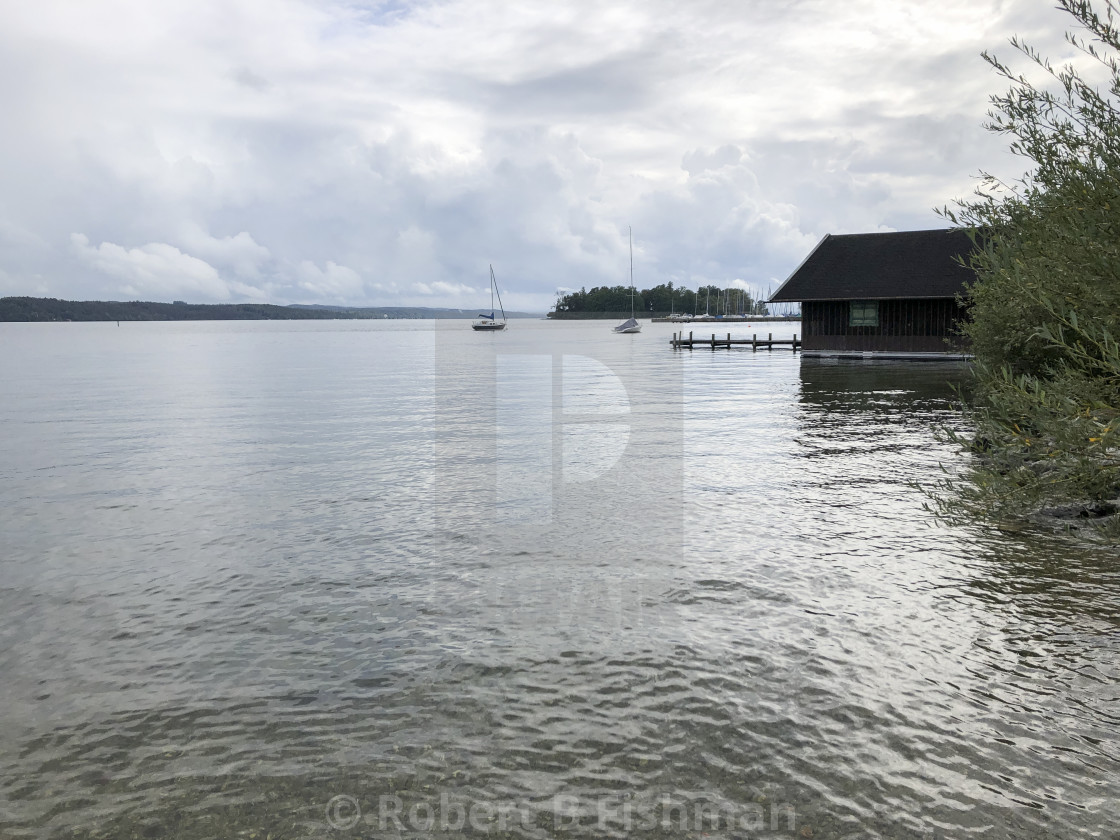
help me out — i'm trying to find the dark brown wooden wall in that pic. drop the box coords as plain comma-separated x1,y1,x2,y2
802,299,966,353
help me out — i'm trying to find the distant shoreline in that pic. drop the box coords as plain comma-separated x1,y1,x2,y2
0,297,541,322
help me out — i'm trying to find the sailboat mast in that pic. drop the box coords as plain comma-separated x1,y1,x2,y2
629,226,634,319
490,264,506,322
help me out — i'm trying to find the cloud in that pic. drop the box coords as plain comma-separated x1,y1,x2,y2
231,66,271,92
176,224,271,279
0,264,47,297
412,279,479,299
293,259,364,301
0,0,1080,310
70,233,263,301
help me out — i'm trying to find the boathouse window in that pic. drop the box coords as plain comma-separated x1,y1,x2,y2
849,300,879,327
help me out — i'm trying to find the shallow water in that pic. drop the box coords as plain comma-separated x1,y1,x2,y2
0,319,1117,839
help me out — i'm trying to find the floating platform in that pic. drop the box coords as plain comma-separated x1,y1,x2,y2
671,331,800,351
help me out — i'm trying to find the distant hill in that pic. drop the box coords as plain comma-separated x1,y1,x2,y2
287,304,540,319
0,297,542,322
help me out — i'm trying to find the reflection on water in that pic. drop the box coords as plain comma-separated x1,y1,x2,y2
0,321,1117,840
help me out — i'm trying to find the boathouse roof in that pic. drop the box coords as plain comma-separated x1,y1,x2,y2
769,228,978,302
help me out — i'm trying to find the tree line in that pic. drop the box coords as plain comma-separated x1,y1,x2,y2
0,297,353,321
551,284,769,317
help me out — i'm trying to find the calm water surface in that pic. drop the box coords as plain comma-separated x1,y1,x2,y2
0,319,1117,839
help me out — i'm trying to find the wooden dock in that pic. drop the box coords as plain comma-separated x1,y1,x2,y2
671,331,801,351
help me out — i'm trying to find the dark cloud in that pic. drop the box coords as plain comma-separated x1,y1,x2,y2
231,66,271,91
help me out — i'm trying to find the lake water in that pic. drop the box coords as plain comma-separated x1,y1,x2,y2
1,319,1117,840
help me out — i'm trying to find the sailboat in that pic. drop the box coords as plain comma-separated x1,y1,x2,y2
612,228,641,334
472,265,507,331
694,285,714,321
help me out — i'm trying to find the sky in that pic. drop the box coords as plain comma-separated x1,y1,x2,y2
0,0,1086,313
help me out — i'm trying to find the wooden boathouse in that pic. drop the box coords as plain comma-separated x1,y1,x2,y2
769,229,977,358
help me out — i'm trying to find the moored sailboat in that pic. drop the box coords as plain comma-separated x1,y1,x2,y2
613,228,641,334
472,265,507,331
